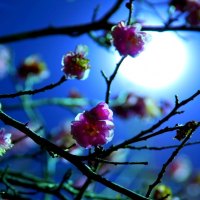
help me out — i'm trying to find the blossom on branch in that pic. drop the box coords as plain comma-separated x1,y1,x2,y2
61,45,90,80
0,128,13,156
111,21,151,57
71,102,114,148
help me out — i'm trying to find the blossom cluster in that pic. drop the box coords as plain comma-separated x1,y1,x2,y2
170,0,200,26
111,21,151,57
112,92,171,119
62,45,90,80
71,102,114,148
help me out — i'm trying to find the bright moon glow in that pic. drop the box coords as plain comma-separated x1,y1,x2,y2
118,32,188,89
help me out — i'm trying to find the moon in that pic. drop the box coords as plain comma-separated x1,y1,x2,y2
117,32,188,90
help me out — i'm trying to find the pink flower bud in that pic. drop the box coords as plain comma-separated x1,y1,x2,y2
71,102,114,148
61,45,90,80
111,21,151,57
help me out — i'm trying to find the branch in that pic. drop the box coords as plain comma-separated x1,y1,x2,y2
0,1,124,44
0,170,128,200
77,90,200,161
100,0,124,22
142,25,200,32
126,0,134,25
0,109,150,200
102,56,126,104
0,23,199,44
0,76,67,99
3,97,88,110
74,178,92,200
94,158,148,166
145,123,200,198
127,140,200,150
104,90,200,154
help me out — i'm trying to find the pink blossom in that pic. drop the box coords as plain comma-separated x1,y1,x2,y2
71,102,114,148
62,45,90,80
0,128,13,156
111,21,151,57
17,55,48,80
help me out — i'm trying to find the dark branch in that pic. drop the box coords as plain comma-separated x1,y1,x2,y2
145,123,200,197
103,56,126,104
0,76,67,99
0,24,199,44
0,109,150,200
127,140,200,150
93,158,148,165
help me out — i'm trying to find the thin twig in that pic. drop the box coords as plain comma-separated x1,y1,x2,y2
57,169,72,191
145,123,200,198
103,56,126,104
77,90,200,161
0,1,123,44
0,110,150,200
103,91,200,154
94,158,148,165
126,0,134,25
3,97,88,110
0,76,67,99
74,178,92,200
0,23,199,44
127,140,200,150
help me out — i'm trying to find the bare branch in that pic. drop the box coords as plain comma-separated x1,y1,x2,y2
0,109,150,200
0,76,67,99
145,122,200,197
127,140,200,150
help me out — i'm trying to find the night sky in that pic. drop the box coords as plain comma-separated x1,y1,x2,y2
1,0,200,194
